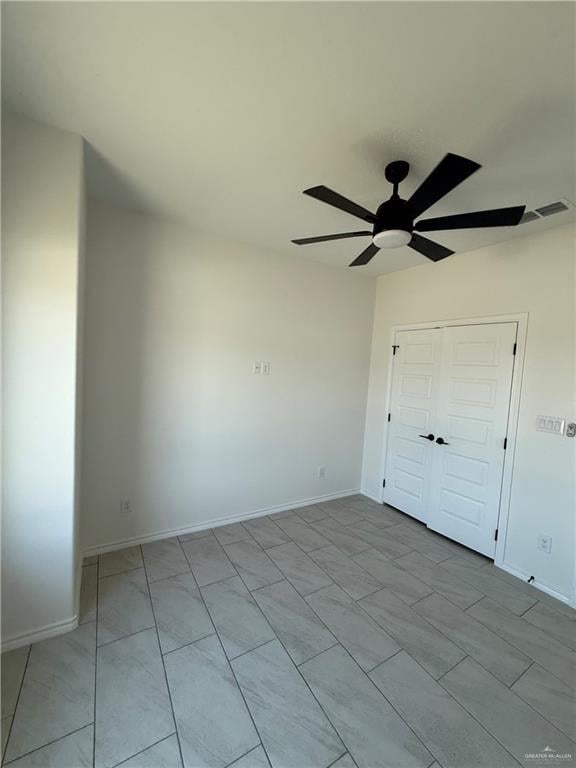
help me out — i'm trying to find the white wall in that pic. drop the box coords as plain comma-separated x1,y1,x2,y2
81,202,375,550
362,224,576,603
1,113,85,647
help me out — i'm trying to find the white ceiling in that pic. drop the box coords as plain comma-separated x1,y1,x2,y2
2,1,575,275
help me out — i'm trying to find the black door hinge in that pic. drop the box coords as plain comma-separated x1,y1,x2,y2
392,345,399,356
494,529,499,541
387,413,391,422
513,342,517,356
382,478,386,488
503,437,508,450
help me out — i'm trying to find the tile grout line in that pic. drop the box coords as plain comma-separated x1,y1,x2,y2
505,660,535,689
403,591,437,609
439,652,576,740
241,549,345,662
431,654,554,765
192,511,383,760
109,732,177,768
97,624,156,650
97,565,142,581
359,584,542,694
315,640,432,765
141,544,187,768
161,632,217,658
287,537,380,594
303,584,400,660
1,643,32,765
294,641,341,669
382,555,489,611
515,600,537,619
262,539,337,597
506,663,576,743
179,536,277,768
180,535,242,589
191,571,242,590
146,567,192,586
233,577,353,763
222,540,287,595
225,637,280,665
2,724,94,767
437,560,538,615
248,578,289,595
407,593,539,689
306,545,388,603
237,636,348,768
325,750,354,768
365,647,404,675
222,743,265,768
462,599,576,689
297,545,535,768
514,660,576,739
376,648,525,767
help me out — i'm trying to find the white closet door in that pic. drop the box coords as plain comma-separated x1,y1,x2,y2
383,329,442,522
427,322,517,556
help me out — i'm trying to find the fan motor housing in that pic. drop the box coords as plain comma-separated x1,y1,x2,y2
373,198,414,238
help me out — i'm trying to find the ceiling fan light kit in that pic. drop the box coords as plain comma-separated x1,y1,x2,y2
292,153,527,267
373,229,412,249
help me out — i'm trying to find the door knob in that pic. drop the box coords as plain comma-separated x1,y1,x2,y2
418,434,435,441
436,437,450,445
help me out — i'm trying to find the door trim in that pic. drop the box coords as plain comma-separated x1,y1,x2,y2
379,312,528,571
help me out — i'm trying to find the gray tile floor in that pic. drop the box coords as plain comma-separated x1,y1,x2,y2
2,495,575,768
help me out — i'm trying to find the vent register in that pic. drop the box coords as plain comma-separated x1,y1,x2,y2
520,198,574,224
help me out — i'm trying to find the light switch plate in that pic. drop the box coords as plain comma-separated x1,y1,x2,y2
535,416,565,435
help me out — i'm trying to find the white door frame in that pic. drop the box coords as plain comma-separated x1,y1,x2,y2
379,312,528,569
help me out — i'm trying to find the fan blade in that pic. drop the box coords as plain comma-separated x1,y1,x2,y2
408,154,481,218
409,233,453,262
349,243,380,267
303,186,375,223
292,231,372,245
414,205,526,232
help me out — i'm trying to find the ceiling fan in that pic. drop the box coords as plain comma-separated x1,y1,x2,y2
292,153,526,266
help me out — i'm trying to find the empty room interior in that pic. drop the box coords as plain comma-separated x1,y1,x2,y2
1,2,575,767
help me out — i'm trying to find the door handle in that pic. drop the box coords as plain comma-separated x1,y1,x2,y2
418,434,435,441
436,437,450,445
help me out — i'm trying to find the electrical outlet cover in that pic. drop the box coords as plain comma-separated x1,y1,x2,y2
537,535,552,554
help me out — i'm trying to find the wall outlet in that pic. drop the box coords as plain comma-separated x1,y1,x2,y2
120,498,132,515
318,466,326,479
262,361,270,375
253,361,262,375
537,534,552,554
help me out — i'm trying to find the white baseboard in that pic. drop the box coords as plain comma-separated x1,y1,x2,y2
84,488,361,557
360,489,382,504
1,615,79,654
496,561,575,609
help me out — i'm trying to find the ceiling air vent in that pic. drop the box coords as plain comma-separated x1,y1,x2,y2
520,198,574,224
535,201,570,217
520,211,540,224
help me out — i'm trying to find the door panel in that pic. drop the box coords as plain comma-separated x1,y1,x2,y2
384,329,441,522
427,323,517,557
